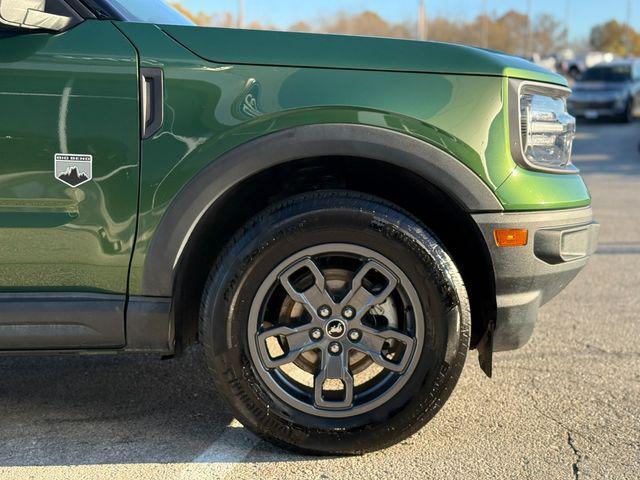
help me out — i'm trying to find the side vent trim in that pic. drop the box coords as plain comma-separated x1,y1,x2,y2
140,67,164,139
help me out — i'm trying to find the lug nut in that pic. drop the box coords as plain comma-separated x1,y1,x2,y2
342,306,356,319
318,305,332,318
310,328,323,341
328,342,342,355
348,329,362,342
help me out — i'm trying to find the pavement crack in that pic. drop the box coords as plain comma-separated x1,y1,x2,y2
583,342,640,357
526,377,574,432
567,431,583,480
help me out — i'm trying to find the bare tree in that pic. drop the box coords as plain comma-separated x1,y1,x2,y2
590,20,640,55
320,11,412,39
534,14,567,56
171,3,212,26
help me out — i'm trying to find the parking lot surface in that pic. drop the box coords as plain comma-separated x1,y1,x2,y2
0,121,638,480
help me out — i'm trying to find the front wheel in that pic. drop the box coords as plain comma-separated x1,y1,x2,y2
199,191,470,454
619,99,635,123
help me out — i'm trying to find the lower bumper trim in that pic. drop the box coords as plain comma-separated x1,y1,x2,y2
473,207,599,352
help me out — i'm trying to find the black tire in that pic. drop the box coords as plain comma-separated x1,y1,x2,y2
199,191,470,454
619,100,634,123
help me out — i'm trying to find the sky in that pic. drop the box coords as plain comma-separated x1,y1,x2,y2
181,0,639,41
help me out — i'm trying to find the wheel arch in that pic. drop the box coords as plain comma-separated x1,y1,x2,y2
142,124,502,351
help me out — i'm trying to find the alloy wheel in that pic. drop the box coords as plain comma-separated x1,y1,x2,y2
248,244,425,418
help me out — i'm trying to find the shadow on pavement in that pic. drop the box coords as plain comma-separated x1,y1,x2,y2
0,347,299,467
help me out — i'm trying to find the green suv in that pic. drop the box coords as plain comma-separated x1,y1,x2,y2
0,0,599,454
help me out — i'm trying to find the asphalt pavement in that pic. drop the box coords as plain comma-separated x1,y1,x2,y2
0,121,638,480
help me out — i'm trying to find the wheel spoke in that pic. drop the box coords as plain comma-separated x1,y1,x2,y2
279,258,334,316
256,324,318,369
314,350,354,409
340,260,398,320
353,326,415,373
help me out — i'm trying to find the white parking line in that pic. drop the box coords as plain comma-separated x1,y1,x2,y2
177,419,260,480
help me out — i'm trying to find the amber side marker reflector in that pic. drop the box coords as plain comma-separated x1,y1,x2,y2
494,229,528,247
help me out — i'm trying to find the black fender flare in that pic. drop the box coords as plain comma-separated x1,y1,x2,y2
141,124,503,297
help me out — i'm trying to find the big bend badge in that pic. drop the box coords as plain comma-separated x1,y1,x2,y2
55,153,92,188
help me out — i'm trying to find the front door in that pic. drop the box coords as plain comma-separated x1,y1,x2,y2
0,19,139,348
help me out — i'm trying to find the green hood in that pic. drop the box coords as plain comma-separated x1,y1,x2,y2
161,25,567,86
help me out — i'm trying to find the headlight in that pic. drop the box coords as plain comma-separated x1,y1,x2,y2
509,81,578,174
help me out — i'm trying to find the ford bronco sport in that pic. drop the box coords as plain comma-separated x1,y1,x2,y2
0,0,599,454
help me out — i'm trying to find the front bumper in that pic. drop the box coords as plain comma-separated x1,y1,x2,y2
569,101,626,119
473,207,599,352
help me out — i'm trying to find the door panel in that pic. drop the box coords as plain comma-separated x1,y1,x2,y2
0,20,139,349
0,20,139,296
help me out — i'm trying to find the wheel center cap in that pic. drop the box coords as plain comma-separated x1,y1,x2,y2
325,319,346,339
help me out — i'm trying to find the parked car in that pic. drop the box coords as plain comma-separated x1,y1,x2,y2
560,51,615,79
568,60,640,122
0,0,599,454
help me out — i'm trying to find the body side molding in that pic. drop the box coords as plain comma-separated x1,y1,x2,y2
0,293,125,350
0,293,174,353
141,124,504,297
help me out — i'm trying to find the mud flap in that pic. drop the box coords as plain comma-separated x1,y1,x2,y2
477,322,494,378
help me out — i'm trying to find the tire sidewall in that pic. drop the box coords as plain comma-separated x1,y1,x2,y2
201,192,470,453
